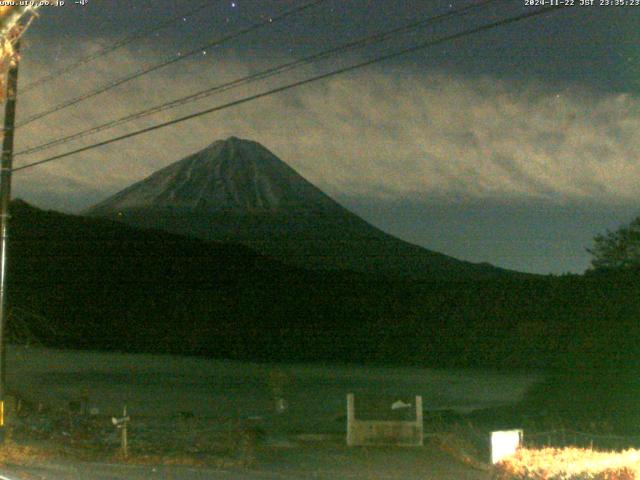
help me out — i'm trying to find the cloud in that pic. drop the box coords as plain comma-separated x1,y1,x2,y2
10,41,640,212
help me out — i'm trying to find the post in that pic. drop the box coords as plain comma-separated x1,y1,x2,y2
111,404,130,458
346,393,355,446
121,405,128,459
415,395,423,446
0,40,19,442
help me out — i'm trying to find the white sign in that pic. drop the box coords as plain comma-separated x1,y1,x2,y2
491,430,522,464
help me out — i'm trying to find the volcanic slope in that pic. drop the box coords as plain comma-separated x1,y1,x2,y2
86,136,515,279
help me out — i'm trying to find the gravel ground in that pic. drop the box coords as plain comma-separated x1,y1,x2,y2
0,443,493,480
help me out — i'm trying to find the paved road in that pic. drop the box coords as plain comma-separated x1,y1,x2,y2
1,463,266,480
0,447,491,480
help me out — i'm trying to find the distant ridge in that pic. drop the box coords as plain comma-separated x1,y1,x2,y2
86,136,519,279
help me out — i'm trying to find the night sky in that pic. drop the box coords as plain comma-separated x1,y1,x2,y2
8,0,640,274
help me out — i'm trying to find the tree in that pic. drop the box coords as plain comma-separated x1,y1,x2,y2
587,217,640,270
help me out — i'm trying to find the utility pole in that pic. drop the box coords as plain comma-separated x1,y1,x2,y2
0,40,20,441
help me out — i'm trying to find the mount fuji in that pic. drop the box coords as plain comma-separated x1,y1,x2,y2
86,136,514,279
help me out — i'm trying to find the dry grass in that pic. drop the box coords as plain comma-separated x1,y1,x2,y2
116,453,206,467
0,427,257,470
0,440,54,465
495,447,640,479
430,431,491,471
115,448,255,469
108,423,260,469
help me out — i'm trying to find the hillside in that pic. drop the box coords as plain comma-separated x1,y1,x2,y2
6,200,640,373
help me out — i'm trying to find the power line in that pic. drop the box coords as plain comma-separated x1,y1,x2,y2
12,0,326,130
20,1,221,94
12,5,568,174
16,0,502,158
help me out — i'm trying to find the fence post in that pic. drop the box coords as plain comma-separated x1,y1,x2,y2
122,405,128,459
112,405,130,459
346,393,355,446
415,396,423,447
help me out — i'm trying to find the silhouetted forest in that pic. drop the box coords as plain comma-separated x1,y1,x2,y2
7,201,639,379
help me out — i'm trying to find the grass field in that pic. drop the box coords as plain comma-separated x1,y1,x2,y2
0,345,542,479
5,345,540,429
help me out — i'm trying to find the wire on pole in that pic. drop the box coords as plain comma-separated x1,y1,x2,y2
10,0,326,131
15,0,502,158
13,5,569,174
20,0,223,94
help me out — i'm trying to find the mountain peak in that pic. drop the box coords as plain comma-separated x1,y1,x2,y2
208,135,254,151
86,137,340,214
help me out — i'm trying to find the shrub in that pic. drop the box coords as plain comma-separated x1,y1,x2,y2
494,447,640,479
